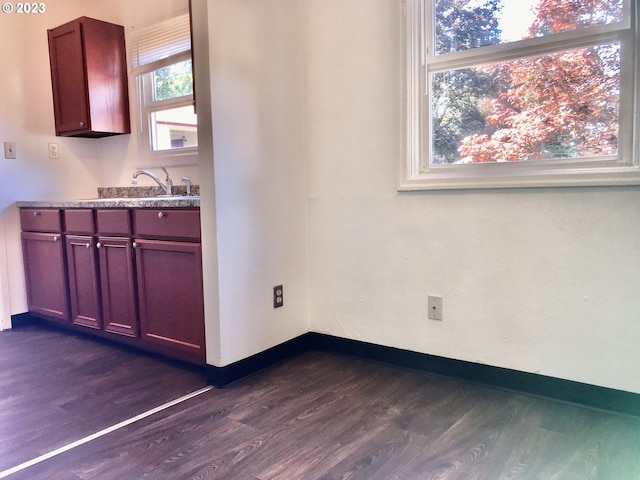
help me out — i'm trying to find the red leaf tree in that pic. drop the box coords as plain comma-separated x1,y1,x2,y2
458,0,623,163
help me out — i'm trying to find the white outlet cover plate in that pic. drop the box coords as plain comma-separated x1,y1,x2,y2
428,295,443,321
49,143,59,159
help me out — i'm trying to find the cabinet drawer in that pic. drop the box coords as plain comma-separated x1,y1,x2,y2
134,209,200,240
20,209,62,233
97,209,131,235
64,209,95,234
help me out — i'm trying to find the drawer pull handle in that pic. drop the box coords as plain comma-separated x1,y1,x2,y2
96,242,101,249
158,211,165,219
33,211,39,217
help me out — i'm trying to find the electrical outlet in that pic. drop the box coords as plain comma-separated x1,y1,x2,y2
48,143,59,159
273,285,283,308
4,141,16,159
428,295,443,321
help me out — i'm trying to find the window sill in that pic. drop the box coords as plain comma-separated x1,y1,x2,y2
138,147,199,166
398,164,640,191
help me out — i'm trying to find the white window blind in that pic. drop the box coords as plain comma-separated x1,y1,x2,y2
129,13,191,74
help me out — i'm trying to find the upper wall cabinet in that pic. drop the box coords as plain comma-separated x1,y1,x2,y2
47,17,130,138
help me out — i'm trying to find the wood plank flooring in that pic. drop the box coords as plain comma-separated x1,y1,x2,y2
2,325,639,479
0,325,208,473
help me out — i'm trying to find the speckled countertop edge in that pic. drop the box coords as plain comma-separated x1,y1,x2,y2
15,186,201,209
15,197,200,209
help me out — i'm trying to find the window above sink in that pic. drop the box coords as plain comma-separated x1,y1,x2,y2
129,12,197,161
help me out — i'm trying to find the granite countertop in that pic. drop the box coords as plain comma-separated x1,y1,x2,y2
16,196,200,209
15,186,200,209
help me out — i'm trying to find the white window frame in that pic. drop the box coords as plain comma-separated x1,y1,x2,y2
129,13,197,161
401,0,640,190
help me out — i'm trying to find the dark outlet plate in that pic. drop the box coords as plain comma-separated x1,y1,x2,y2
273,285,283,308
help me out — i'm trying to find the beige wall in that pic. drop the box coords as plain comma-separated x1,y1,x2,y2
301,0,640,394
203,0,310,365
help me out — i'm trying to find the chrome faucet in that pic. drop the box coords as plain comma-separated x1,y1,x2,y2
181,176,192,196
132,166,173,195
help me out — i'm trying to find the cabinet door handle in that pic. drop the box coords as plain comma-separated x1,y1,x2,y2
158,211,165,219
96,242,101,249
33,211,40,217
80,121,85,127
85,242,91,248
53,235,59,242
132,241,137,249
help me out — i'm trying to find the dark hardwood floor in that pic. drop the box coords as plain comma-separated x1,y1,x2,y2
0,325,208,474
2,325,639,479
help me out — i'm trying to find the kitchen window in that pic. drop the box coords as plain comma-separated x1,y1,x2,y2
129,13,197,157
401,0,640,190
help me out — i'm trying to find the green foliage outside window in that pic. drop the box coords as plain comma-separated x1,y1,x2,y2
153,59,194,101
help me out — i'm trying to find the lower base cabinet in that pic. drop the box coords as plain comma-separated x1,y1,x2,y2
135,239,206,364
22,230,69,322
19,206,205,365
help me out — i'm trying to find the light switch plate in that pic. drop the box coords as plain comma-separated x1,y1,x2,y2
4,141,16,159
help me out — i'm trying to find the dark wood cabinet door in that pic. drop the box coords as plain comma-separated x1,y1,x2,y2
98,237,138,338
21,232,69,321
47,17,130,137
47,21,89,135
135,239,205,363
66,235,101,330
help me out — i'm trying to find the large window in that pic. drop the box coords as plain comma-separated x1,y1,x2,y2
130,13,197,157
402,0,639,189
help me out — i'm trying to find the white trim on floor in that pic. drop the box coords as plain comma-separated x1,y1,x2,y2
0,386,213,478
